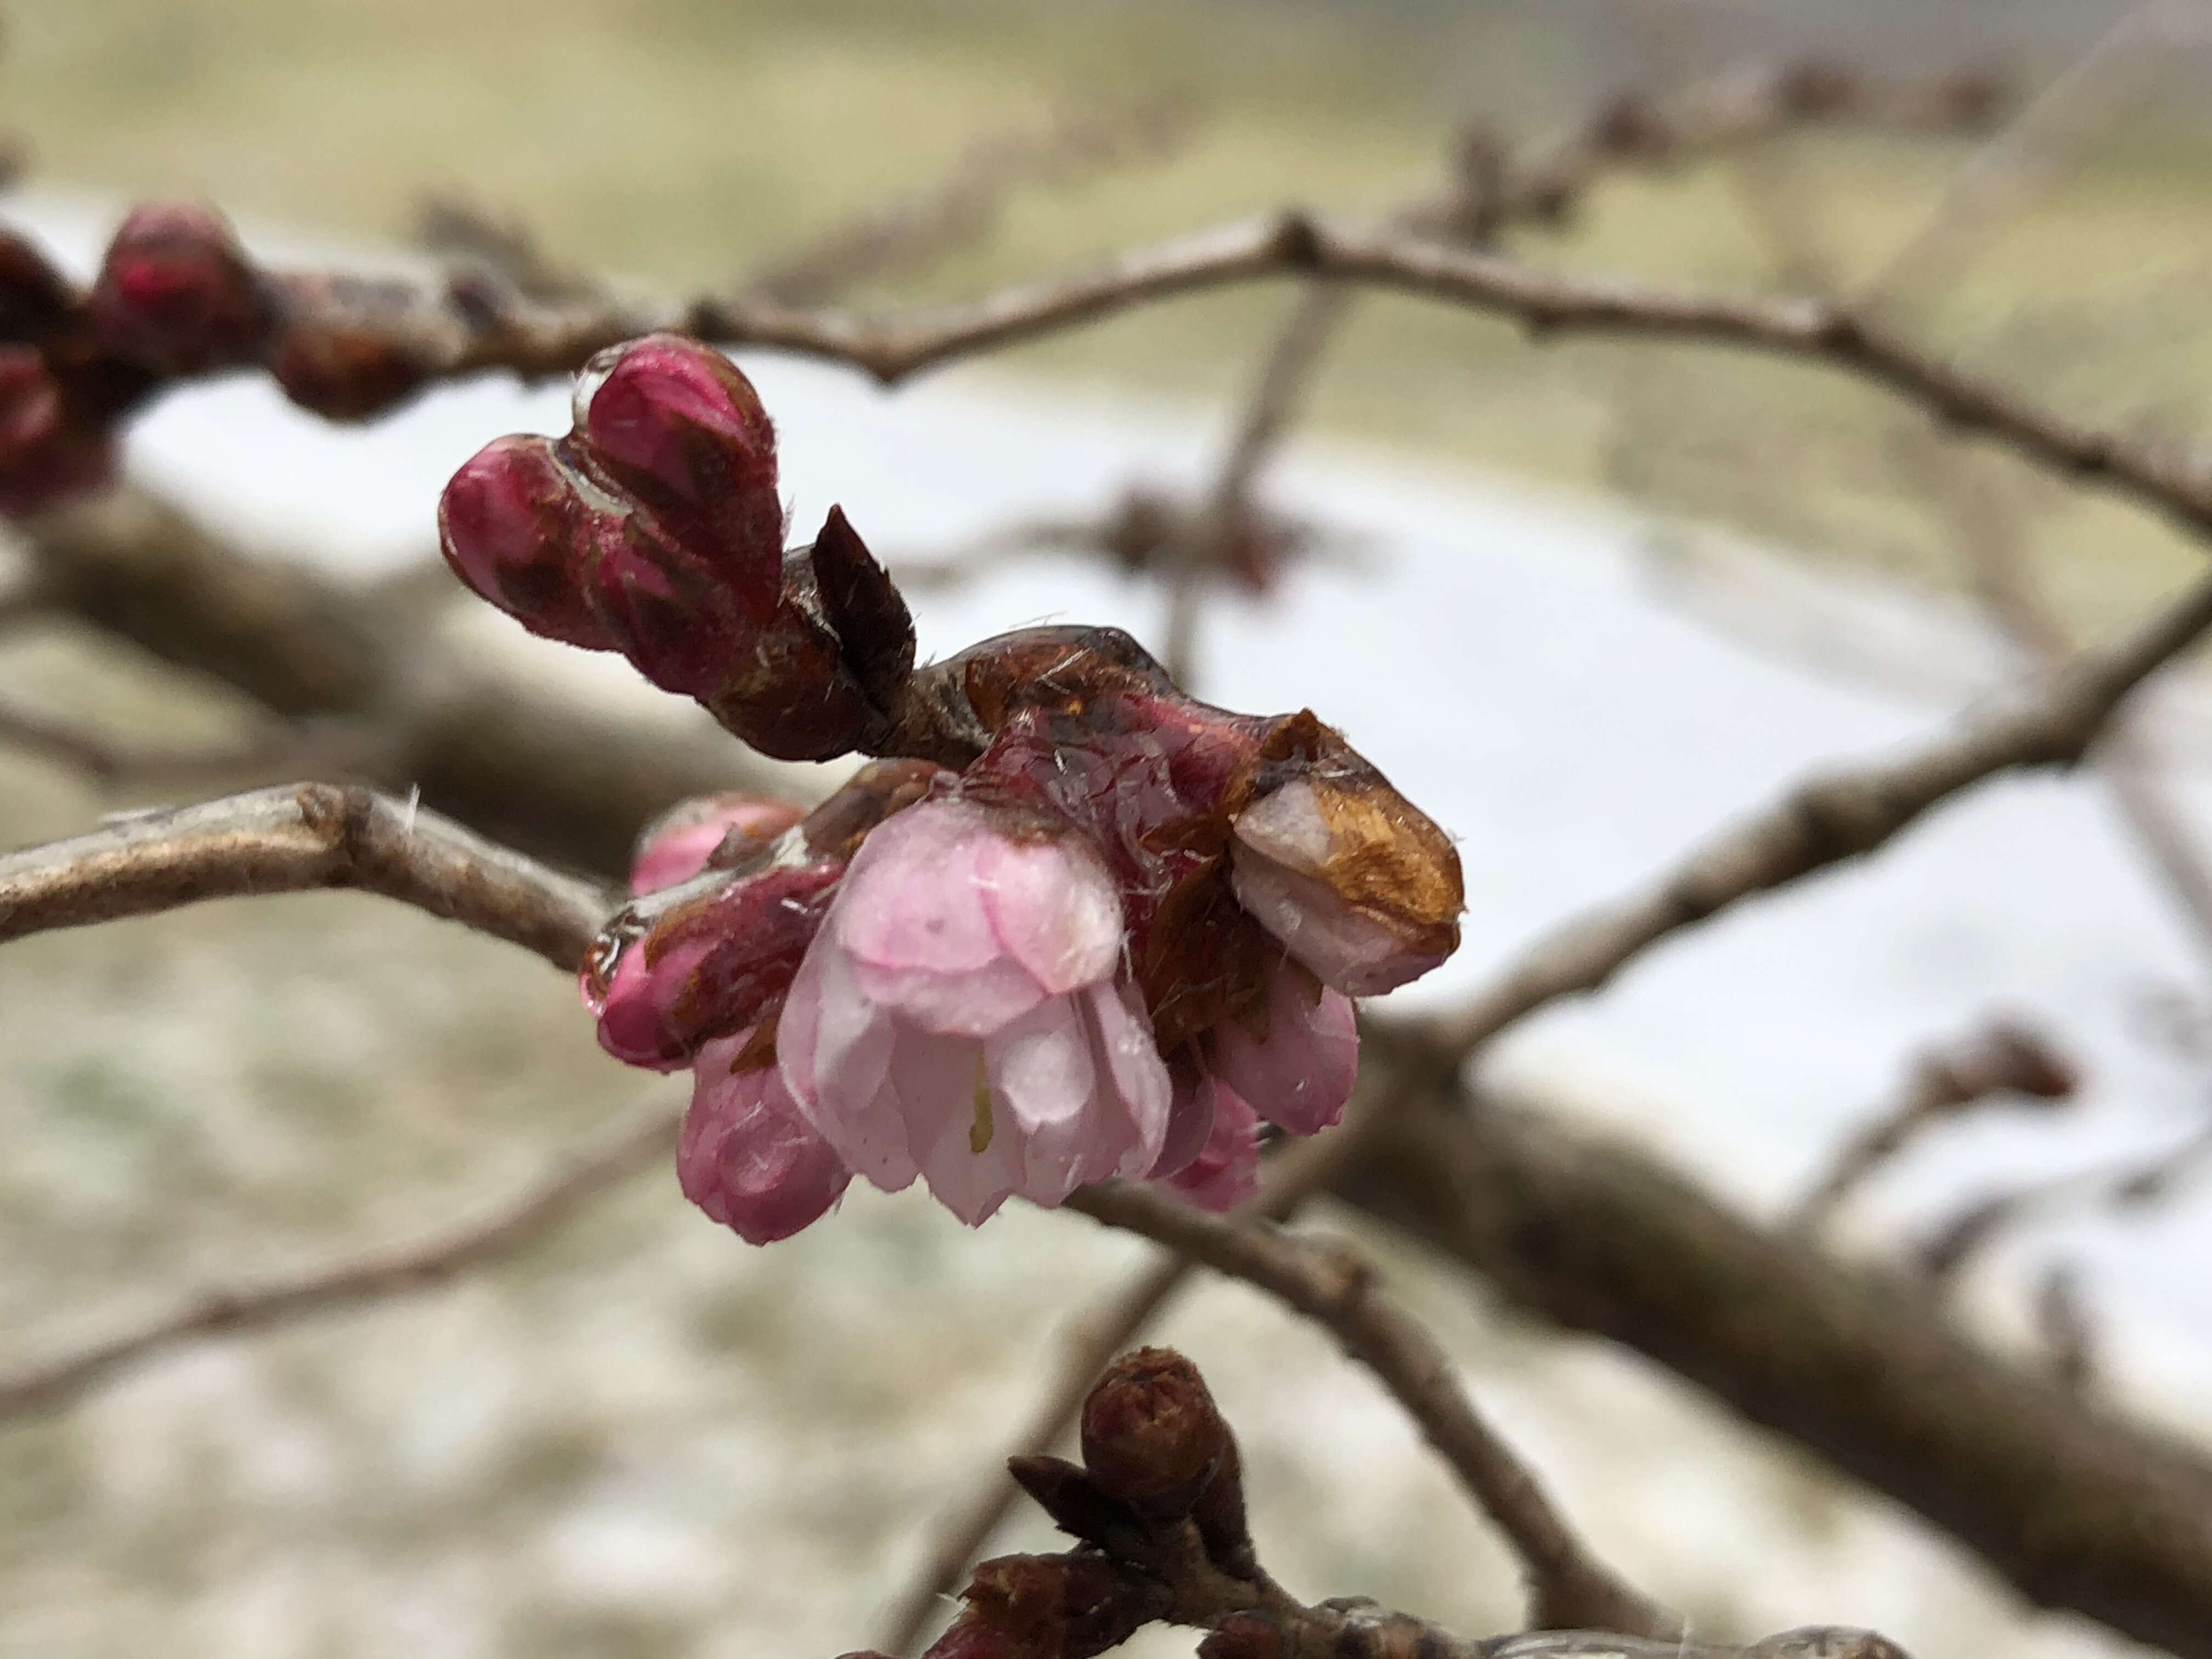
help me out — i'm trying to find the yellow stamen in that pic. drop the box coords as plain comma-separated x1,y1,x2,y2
968,1064,996,1155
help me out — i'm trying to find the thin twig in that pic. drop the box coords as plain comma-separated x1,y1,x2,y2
0,1101,678,1420
1066,1181,1676,1639
1158,58,2006,686
740,95,1193,306
0,781,607,971
1792,1014,2078,1230
1917,1121,2212,1283
1409,566,2212,1059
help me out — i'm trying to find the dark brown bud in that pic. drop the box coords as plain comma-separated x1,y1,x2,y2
264,275,438,418
1080,1346,1232,1514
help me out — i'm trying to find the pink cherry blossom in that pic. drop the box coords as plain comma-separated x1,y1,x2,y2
678,1032,851,1244
777,798,1171,1225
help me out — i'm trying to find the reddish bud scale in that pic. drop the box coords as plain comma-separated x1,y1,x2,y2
962,1554,1149,1659
87,203,267,375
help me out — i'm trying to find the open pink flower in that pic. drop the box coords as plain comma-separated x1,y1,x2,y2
679,1031,851,1244
778,798,1171,1225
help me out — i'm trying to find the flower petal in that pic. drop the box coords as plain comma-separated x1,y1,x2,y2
1160,1079,1260,1212
1208,967,1358,1137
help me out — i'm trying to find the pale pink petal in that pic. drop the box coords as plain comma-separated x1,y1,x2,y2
1160,1080,1260,1212
835,804,1006,975
1148,1063,1216,1181
1208,968,1358,1137
850,954,1047,1037
780,944,912,1189
986,996,1106,1207
679,1035,851,1245
975,834,1121,996
897,1027,1022,1225
1085,980,1172,1179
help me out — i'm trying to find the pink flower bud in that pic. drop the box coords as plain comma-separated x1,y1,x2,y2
678,1032,851,1244
577,499,749,699
437,435,616,650
778,798,1171,1224
585,856,844,1069
573,334,783,620
0,347,115,514
627,793,806,895
87,202,265,374
1229,777,1462,996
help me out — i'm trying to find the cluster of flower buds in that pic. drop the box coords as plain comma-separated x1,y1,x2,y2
0,202,484,514
439,332,1463,1237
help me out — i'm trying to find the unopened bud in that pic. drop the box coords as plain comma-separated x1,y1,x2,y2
1230,718,1463,996
573,334,784,619
628,793,806,895
1080,1346,1232,1514
266,275,437,418
87,202,266,373
437,435,616,650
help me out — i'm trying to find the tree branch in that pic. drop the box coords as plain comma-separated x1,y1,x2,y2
0,780,607,970
1337,1083,2212,1659
1066,1183,1675,1640
0,1100,676,1420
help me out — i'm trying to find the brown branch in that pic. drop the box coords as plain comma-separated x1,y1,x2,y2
1066,1183,1675,1640
1408,565,2212,1059
1336,1083,2212,1658
0,780,607,971
2034,1263,2098,1400
0,1101,676,1420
